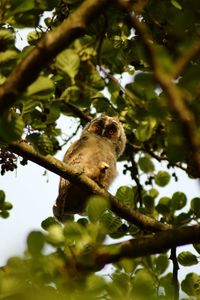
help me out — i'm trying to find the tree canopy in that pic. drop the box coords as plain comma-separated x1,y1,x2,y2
0,0,200,299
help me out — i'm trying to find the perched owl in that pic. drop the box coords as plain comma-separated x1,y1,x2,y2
53,115,126,222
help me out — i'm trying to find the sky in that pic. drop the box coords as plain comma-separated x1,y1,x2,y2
0,20,200,282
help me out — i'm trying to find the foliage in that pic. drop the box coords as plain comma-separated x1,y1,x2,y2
0,0,200,299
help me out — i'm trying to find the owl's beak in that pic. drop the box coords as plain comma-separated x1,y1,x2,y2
102,128,106,136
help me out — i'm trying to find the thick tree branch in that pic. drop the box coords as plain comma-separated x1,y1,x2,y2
0,0,110,114
92,225,200,271
8,140,171,232
117,0,200,176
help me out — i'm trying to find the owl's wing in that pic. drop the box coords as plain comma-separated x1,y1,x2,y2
53,138,88,221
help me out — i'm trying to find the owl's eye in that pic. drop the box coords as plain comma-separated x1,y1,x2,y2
105,124,117,137
92,121,104,134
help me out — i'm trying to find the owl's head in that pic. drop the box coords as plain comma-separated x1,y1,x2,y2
84,115,126,157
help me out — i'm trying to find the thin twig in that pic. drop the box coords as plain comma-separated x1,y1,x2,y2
170,247,179,300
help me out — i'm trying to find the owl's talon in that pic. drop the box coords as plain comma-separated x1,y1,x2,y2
99,161,109,171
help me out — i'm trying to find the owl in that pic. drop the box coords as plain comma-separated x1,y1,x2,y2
53,115,126,222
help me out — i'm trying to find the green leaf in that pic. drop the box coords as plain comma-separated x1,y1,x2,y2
116,186,134,207
86,275,107,294
61,86,80,102
3,202,13,210
135,118,157,142
38,134,54,155
173,212,191,226
0,111,24,142
156,197,171,215
171,0,182,10
41,217,59,231
100,211,122,233
0,190,5,204
138,155,155,173
148,188,159,199
0,50,18,65
143,195,155,211
26,76,54,98
171,192,187,210
21,99,40,114
0,211,9,218
133,269,155,295
193,243,200,254
11,0,35,13
0,29,15,47
87,196,109,223
155,254,169,275
55,49,80,81
28,133,54,155
27,31,42,45
181,273,200,296
27,231,45,256
154,171,170,187
178,251,198,266
47,224,64,245
191,197,200,217
63,221,85,243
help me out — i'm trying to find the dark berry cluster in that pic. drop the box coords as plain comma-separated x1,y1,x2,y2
0,148,28,175
0,149,17,175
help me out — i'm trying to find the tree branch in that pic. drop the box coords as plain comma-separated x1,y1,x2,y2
172,40,200,79
93,225,200,271
0,0,110,114
117,0,200,177
170,247,179,300
8,140,171,232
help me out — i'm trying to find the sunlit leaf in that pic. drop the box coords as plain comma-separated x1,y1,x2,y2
26,76,54,97
178,251,198,266
116,186,134,207
27,231,45,256
154,171,170,187
87,196,109,223
156,197,171,215
0,50,18,65
181,273,200,296
138,155,155,173
135,118,157,142
63,221,85,243
11,0,35,13
100,211,122,233
55,49,80,81
171,0,182,10
171,192,187,210
0,111,24,142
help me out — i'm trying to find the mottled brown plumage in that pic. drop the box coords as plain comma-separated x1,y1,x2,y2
53,116,126,222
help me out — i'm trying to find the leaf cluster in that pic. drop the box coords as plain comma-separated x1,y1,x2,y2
1,0,200,299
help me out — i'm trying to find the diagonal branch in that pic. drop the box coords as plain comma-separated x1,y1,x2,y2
94,225,200,270
0,0,110,114
172,40,200,79
8,140,171,232
117,0,200,176
75,225,200,271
